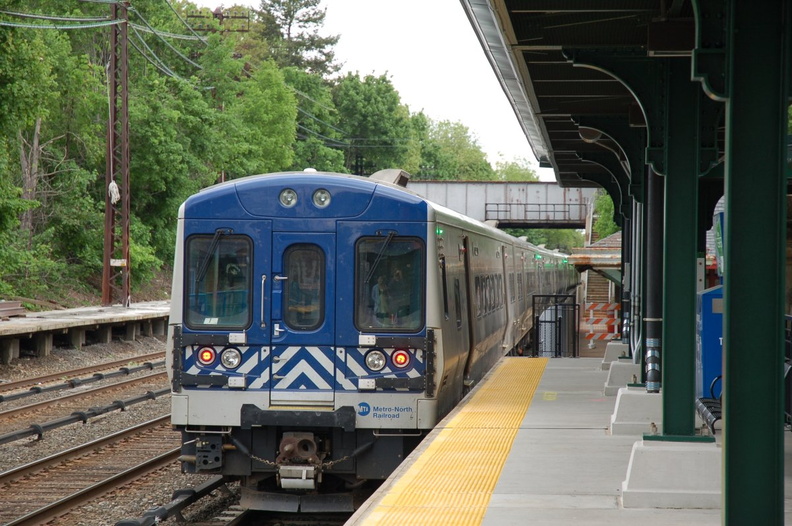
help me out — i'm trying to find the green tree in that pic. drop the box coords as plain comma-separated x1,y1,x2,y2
222,60,297,177
495,157,538,181
593,189,619,240
256,0,339,76
284,68,345,172
507,228,584,253
414,120,493,180
332,72,412,174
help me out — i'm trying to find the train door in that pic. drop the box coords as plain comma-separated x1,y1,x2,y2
268,233,336,405
501,244,512,350
461,236,477,385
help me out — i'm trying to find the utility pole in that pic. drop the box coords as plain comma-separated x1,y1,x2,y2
102,1,130,307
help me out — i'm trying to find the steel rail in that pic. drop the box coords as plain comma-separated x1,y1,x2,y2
5,448,180,526
0,415,171,485
0,371,167,419
0,351,165,394
0,387,171,445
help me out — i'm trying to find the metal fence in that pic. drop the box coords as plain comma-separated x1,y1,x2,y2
485,202,588,227
532,294,579,358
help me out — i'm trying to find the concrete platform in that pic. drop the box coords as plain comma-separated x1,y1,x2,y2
601,341,629,370
0,301,169,364
604,360,641,395
348,358,792,525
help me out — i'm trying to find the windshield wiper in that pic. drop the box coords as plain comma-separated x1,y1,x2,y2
364,231,396,285
195,228,233,285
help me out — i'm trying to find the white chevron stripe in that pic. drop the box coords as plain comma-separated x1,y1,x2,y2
345,357,368,376
305,346,335,372
235,347,256,374
274,364,332,389
336,368,356,390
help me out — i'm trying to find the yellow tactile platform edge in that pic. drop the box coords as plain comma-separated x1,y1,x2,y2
364,357,548,525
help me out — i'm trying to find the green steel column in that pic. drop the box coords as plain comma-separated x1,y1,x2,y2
723,2,788,522
661,59,699,436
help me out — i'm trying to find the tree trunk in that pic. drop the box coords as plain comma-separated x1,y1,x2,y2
18,117,42,249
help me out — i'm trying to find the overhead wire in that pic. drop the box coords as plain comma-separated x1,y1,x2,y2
297,107,347,135
0,10,111,22
0,19,122,29
129,22,207,42
0,4,411,153
296,124,349,148
128,6,202,69
128,35,184,81
163,0,209,45
129,24,191,82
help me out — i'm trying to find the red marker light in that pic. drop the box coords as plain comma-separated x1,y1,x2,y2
392,349,411,368
198,347,216,365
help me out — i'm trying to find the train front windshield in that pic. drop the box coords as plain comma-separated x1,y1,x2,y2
356,236,424,332
184,235,252,329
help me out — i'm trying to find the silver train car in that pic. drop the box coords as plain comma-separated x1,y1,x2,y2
166,169,578,511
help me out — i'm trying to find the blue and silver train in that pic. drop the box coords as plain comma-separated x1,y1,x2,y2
166,169,578,511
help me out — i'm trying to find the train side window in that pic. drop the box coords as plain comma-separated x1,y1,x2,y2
517,273,523,302
509,272,515,303
355,237,425,332
283,244,324,331
185,234,252,330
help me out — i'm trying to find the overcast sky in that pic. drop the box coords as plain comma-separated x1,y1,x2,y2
189,0,551,179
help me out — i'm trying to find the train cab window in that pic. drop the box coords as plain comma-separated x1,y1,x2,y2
283,245,324,330
355,237,424,332
185,234,252,329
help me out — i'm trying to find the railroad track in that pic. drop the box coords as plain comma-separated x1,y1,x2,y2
0,351,166,395
0,372,167,421
0,416,180,526
0,372,170,445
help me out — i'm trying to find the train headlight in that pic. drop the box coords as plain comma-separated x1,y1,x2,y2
279,188,298,208
220,348,242,369
197,347,216,365
312,188,331,208
392,349,411,369
365,350,387,372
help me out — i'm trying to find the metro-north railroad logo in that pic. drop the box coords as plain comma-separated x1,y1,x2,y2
357,402,371,416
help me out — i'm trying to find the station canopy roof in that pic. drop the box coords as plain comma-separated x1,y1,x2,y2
460,0,697,192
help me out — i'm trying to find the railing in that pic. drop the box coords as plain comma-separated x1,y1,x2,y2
485,202,588,226
531,294,579,358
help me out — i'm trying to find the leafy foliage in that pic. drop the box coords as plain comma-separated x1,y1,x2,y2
495,158,538,181
593,189,620,240
332,72,412,174
506,228,584,254
0,0,547,305
255,0,339,76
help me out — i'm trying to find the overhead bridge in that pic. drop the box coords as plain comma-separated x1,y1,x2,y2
405,181,596,229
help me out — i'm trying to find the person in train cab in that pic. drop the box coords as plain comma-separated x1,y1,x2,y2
371,275,390,321
388,267,410,318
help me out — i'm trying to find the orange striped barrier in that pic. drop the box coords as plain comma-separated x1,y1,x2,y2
585,302,620,346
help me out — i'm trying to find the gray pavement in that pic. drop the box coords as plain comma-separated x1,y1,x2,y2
482,358,791,525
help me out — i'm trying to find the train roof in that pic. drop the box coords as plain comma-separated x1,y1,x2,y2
181,170,426,222
180,169,569,261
